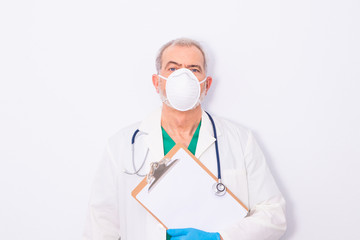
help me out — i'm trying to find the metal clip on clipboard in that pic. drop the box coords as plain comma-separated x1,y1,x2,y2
147,158,179,192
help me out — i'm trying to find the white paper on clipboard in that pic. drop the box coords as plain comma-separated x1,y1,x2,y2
131,144,248,232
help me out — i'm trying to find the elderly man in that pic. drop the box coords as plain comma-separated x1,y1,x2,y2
83,38,287,240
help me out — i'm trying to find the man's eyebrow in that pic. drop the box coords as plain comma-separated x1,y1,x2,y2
164,61,182,69
186,64,202,71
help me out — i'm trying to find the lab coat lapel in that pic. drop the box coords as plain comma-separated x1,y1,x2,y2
138,108,164,163
195,110,218,159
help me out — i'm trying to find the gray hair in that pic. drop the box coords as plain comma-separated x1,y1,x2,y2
155,38,207,73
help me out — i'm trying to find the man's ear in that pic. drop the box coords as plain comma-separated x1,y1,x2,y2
152,74,160,93
205,76,213,95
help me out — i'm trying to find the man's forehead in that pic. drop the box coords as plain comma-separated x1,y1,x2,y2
161,45,205,68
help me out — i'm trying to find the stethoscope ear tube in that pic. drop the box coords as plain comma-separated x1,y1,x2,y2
124,129,147,177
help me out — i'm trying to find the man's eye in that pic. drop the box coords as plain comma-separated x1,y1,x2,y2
169,68,176,71
191,69,199,73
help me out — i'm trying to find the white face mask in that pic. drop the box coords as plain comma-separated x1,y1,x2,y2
158,68,207,112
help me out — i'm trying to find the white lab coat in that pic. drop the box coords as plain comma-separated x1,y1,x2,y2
83,108,287,240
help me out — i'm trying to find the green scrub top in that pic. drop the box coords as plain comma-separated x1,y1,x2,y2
162,120,201,240
162,120,202,156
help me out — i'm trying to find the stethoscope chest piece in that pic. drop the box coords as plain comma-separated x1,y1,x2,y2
213,181,227,196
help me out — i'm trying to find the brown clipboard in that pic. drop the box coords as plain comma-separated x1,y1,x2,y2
131,143,248,230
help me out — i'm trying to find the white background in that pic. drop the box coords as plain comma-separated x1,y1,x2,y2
1,0,359,239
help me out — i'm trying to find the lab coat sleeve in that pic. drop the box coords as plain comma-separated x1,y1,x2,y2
219,131,287,240
83,144,121,240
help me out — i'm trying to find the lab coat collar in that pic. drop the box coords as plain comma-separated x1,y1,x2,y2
195,110,217,158
137,107,220,162
138,107,164,163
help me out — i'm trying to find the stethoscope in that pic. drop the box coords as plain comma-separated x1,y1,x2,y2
125,112,227,196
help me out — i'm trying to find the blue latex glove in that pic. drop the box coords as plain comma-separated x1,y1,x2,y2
167,228,221,240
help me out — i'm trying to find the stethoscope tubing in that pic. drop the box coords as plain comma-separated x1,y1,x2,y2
205,111,222,181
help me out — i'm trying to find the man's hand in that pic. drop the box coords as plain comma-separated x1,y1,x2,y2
167,228,221,240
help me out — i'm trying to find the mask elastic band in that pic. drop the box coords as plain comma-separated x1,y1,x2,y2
158,75,207,83
158,75,168,81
